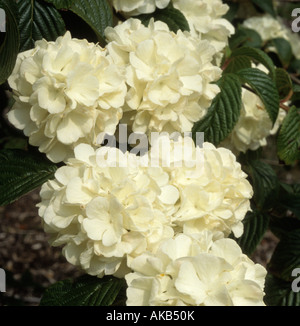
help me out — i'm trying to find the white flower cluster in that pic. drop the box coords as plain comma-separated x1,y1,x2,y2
243,14,300,60
8,32,127,163
9,19,222,161
172,0,235,53
105,18,222,136
126,232,267,306
37,137,261,305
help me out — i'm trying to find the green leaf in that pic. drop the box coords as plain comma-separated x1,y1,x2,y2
235,209,270,256
292,84,300,103
247,159,279,209
268,229,300,281
229,26,263,50
18,0,66,52
136,6,190,33
224,55,252,74
264,274,300,306
276,183,300,218
277,106,300,165
230,47,276,78
43,0,74,9
251,0,277,17
69,0,113,42
289,59,300,75
267,38,293,68
40,275,126,306
0,0,20,85
237,68,280,124
269,216,300,240
0,149,57,206
192,73,242,146
275,68,293,101
222,2,239,22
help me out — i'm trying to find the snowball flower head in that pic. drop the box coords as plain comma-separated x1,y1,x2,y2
38,144,174,278
126,232,267,306
110,0,170,16
105,18,221,136
221,89,286,154
8,32,127,163
146,135,253,238
243,14,300,60
172,0,235,52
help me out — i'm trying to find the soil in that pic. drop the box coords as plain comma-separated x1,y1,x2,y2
0,189,83,306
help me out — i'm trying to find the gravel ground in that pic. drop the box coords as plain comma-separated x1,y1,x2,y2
0,189,83,306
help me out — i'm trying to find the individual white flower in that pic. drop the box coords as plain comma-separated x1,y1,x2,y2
243,14,300,59
105,18,221,137
221,89,286,154
38,144,174,278
8,31,127,163
147,135,253,238
110,0,170,16
125,232,267,306
172,0,235,53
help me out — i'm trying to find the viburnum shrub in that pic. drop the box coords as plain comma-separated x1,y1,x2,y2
0,0,299,307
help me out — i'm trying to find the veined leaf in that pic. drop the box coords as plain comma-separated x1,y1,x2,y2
40,275,126,306
70,0,113,42
235,209,270,256
237,68,280,124
192,73,242,146
247,159,279,209
224,55,252,74
229,26,263,50
268,229,300,281
277,106,300,165
275,68,293,101
0,149,57,206
267,38,293,68
43,0,74,9
0,0,19,85
43,0,113,42
264,274,300,306
230,47,276,77
18,0,66,52
136,5,190,33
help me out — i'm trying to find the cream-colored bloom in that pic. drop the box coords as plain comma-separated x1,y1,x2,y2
110,0,170,16
172,0,235,53
126,232,267,306
243,14,287,42
243,14,300,59
105,18,221,136
221,88,286,154
8,31,127,163
147,136,253,238
38,144,174,278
